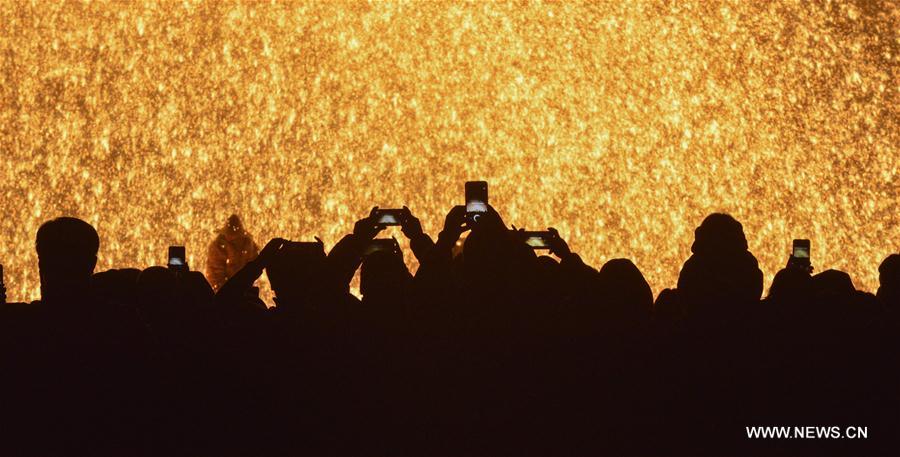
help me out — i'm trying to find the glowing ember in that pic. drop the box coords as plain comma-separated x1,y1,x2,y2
0,1,896,304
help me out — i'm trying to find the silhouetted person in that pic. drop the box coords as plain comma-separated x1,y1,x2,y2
206,214,260,292
6,217,152,455
677,213,763,314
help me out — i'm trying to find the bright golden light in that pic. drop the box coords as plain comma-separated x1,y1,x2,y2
1,1,897,304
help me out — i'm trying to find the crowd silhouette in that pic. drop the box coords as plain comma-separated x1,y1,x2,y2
1,202,898,456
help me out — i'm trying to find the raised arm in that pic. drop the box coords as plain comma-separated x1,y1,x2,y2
400,206,435,263
327,207,384,289
414,205,469,284
215,238,286,307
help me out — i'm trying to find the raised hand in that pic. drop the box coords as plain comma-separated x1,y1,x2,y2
547,227,572,258
256,238,287,267
441,205,470,240
353,206,384,241
400,205,424,239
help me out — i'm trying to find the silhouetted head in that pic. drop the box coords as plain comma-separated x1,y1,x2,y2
691,213,748,256
767,267,813,303
812,269,855,303
678,213,762,306
180,270,215,310
92,268,141,307
266,241,329,308
137,266,177,318
598,258,653,325
462,226,525,293
360,250,412,303
36,217,100,301
877,254,900,307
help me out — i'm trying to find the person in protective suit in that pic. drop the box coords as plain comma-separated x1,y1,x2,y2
206,214,260,291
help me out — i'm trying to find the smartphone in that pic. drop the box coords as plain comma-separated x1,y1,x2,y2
363,238,402,258
374,209,404,226
791,239,810,260
167,246,187,270
520,231,556,250
465,181,488,220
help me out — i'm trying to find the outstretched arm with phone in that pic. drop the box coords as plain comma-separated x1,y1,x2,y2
215,238,286,308
545,227,600,287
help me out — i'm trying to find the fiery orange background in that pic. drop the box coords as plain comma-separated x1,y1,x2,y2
1,0,897,303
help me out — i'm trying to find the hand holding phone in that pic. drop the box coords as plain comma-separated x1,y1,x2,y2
441,205,470,239
355,207,386,240
516,230,559,250
788,239,812,273
257,238,287,267
546,227,571,257
399,206,424,238
168,246,188,271
465,181,488,223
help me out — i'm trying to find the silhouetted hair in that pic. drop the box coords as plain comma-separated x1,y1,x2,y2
678,213,763,304
36,217,100,273
691,213,748,255
360,250,411,298
812,269,855,300
598,258,654,323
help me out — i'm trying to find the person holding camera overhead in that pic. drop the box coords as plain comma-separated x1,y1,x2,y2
206,214,260,292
